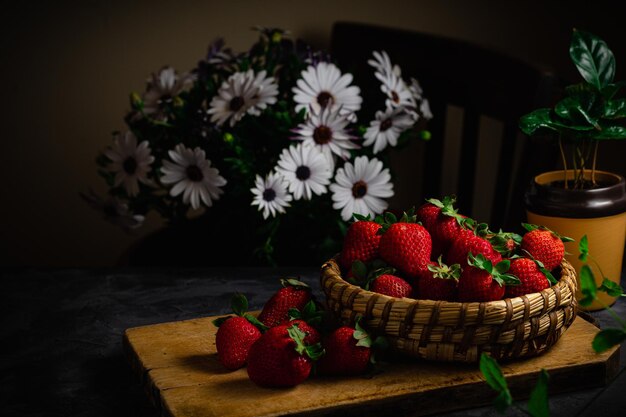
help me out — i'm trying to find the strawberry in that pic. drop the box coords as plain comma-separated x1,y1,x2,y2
416,202,441,231
419,196,475,254
417,256,460,301
371,274,413,298
485,228,522,258
378,211,432,278
318,320,384,376
340,215,382,271
213,294,266,370
521,223,573,271
505,257,553,297
446,231,502,267
286,301,324,344
258,278,312,328
246,322,324,387
457,254,520,302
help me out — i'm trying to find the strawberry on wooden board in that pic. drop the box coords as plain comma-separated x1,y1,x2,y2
458,254,520,302
287,301,325,344
417,256,460,301
378,211,432,278
258,278,312,328
521,223,573,271
505,257,555,297
213,294,267,370
317,320,386,376
446,230,502,268
340,214,382,271
246,322,324,387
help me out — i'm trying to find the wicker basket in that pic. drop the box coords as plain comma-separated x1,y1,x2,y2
320,257,578,362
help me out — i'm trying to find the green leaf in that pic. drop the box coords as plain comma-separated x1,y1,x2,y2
554,96,600,128
604,99,626,118
528,369,550,417
494,260,510,275
578,235,589,261
212,316,231,328
601,81,626,100
479,353,512,412
230,293,248,316
244,314,268,332
522,223,539,232
281,277,309,289
598,278,624,297
590,125,626,140
570,29,616,89
519,109,557,136
592,328,626,353
579,265,597,306
351,260,368,281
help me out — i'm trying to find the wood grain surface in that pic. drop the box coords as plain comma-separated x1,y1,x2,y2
124,314,620,417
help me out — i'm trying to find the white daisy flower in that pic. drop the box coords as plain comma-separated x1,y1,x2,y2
208,70,257,127
81,190,144,231
291,106,358,160
160,144,227,209
376,70,416,110
409,77,434,120
292,62,362,120
248,70,279,116
104,131,155,197
275,143,332,200
143,67,196,120
368,50,401,78
330,156,394,221
251,173,292,219
363,107,416,153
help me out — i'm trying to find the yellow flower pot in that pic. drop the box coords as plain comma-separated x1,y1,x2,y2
526,170,626,311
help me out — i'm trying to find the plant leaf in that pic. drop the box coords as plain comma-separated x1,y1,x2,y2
578,235,589,261
479,353,512,412
579,265,597,306
598,278,624,297
570,29,616,89
528,369,550,417
592,328,626,353
602,81,626,100
519,108,557,136
604,98,626,118
590,125,626,140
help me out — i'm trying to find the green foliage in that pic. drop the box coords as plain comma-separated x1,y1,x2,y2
579,265,597,307
519,30,626,189
592,329,626,353
480,353,550,416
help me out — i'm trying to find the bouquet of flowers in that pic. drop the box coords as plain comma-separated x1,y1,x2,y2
86,28,432,265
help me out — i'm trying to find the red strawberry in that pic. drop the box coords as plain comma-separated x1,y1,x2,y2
416,202,440,231
457,254,520,302
318,321,378,376
378,211,432,278
285,301,324,344
447,231,502,267
340,216,382,271
505,257,551,297
521,223,572,271
214,294,266,370
246,323,323,387
371,274,413,298
258,278,312,328
289,319,321,345
419,196,474,254
417,257,460,301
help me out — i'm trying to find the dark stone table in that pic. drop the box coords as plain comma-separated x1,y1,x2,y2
1,267,624,417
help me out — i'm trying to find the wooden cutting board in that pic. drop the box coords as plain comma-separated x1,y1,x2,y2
124,314,620,417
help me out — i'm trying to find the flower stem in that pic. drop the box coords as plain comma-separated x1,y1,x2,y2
592,141,599,186
559,136,568,189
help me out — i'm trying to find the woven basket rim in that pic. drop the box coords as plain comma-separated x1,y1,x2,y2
321,255,576,310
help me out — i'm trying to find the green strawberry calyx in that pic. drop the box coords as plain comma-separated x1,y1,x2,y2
280,277,310,290
521,223,574,243
426,195,475,229
212,293,268,331
353,316,388,364
287,323,325,361
427,255,461,281
468,253,521,287
349,259,396,290
487,229,523,257
377,208,418,234
288,300,325,327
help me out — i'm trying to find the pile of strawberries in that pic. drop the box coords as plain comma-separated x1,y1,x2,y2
214,278,385,388
341,196,572,302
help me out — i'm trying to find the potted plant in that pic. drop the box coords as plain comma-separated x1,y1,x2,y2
520,29,626,310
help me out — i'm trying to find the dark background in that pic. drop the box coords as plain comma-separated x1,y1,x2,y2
2,0,625,267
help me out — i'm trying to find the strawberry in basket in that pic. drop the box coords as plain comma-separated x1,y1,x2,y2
458,253,520,302
521,223,573,271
